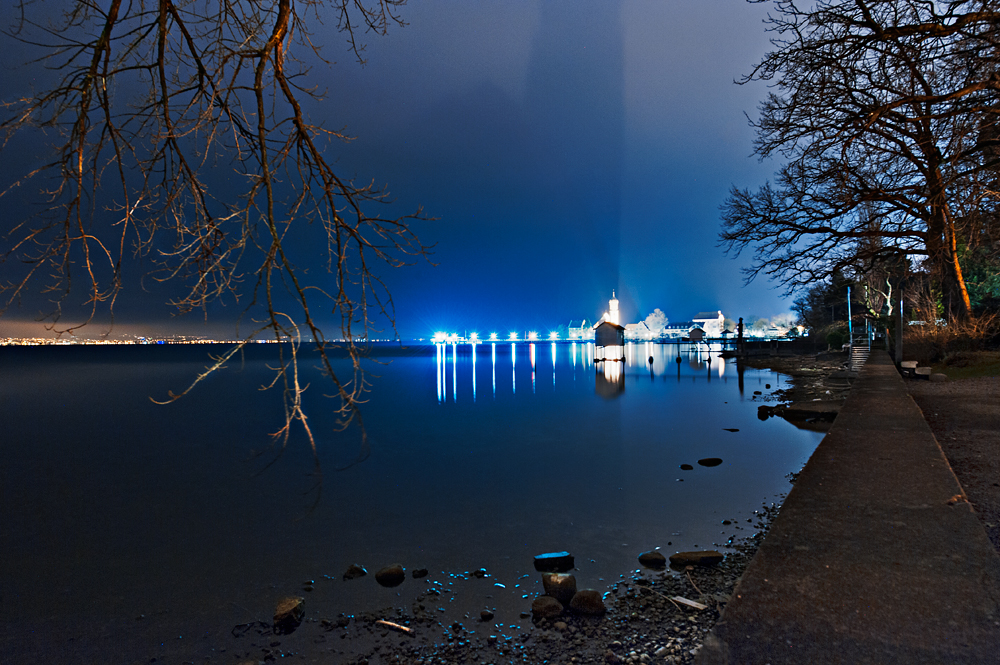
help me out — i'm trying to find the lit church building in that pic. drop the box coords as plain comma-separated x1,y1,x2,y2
593,292,625,362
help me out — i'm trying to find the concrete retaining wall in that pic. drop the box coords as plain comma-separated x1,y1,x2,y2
698,352,1000,664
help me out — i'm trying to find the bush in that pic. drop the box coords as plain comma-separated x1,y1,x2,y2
902,312,1000,363
826,329,848,349
821,321,849,350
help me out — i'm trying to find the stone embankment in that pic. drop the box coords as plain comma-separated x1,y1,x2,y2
698,352,1000,664
745,351,853,431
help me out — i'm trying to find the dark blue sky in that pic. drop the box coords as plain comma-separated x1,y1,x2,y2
329,1,784,338
0,1,789,340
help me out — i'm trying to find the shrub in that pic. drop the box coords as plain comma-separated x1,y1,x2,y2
902,312,1000,363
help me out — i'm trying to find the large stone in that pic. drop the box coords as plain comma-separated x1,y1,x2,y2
541,573,577,604
637,550,667,570
273,596,304,635
375,564,406,587
669,550,724,567
930,373,948,382
569,589,607,615
780,401,843,419
342,564,367,580
533,551,574,572
531,595,564,620
828,370,856,383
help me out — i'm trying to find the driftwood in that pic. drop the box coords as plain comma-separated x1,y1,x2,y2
375,619,413,635
671,596,708,611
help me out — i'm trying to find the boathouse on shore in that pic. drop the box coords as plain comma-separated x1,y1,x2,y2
594,320,625,362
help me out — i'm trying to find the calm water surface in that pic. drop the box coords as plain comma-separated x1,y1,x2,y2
0,342,821,663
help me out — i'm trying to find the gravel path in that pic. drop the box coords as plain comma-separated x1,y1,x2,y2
908,376,1000,552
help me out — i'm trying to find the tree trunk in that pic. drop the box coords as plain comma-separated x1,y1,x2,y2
926,159,973,321
943,205,973,320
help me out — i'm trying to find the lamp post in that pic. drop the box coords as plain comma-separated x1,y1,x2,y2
896,296,903,365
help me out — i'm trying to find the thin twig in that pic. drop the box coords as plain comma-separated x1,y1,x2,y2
635,584,684,611
686,569,704,598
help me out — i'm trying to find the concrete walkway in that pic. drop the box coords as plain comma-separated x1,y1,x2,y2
699,352,1000,664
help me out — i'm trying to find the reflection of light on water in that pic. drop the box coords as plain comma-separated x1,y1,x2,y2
551,342,557,388
436,343,443,403
595,357,626,398
435,341,734,400
530,343,536,394
511,343,516,394
603,359,622,382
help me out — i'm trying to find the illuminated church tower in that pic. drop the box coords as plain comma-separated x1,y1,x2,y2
606,291,620,326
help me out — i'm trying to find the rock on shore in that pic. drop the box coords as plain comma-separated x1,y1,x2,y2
272,596,304,635
533,551,575,572
669,550,724,567
542,573,577,604
637,550,667,570
374,564,406,587
569,589,607,615
531,595,564,620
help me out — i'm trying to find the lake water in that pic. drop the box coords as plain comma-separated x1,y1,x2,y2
0,342,821,663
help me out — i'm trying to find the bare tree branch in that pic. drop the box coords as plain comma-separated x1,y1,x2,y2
724,0,1000,320
0,0,432,476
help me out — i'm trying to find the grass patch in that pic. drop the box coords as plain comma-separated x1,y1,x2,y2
931,351,1000,379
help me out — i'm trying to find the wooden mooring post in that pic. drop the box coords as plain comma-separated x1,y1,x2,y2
737,317,745,359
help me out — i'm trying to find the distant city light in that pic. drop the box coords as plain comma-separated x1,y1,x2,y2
433,331,447,343
548,331,559,340
528,331,538,341
469,332,479,342
447,333,459,343
489,333,499,341
508,332,518,341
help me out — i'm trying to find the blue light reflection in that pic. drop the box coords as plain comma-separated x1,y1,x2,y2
433,341,733,403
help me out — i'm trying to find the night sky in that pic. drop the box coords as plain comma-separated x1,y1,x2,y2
0,1,789,340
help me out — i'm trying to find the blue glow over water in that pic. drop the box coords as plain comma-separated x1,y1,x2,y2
0,342,821,662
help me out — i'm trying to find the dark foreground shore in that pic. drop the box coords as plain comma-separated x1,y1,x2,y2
220,513,780,665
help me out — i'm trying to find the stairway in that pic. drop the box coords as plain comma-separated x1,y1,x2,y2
850,342,870,372
849,318,873,372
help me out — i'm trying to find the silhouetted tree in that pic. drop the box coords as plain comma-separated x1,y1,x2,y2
793,270,857,332
0,1,429,468
721,0,1000,321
